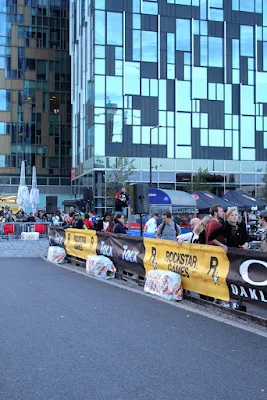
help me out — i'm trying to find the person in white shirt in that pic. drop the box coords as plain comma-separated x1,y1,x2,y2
177,221,204,245
144,213,159,233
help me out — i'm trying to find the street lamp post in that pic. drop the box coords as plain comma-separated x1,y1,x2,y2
149,125,162,187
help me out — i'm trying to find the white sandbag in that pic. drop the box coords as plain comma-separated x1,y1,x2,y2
47,246,66,264
21,232,39,241
86,255,116,280
144,270,183,301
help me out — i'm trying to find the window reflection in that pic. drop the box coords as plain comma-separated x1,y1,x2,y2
142,31,157,62
208,37,223,67
193,67,207,99
241,116,255,147
95,75,105,106
176,81,191,111
107,12,122,46
133,30,141,61
133,126,141,144
240,25,254,57
143,1,158,14
107,109,123,143
176,113,191,145
209,129,224,146
241,86,254,116
106,76,123,108
125,62,140,95
176,19,191,51
0,89,11,111
95,11,105,45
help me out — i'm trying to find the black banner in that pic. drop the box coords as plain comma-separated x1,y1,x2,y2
49,226,66,248
227,248,267,308
96,232,146,277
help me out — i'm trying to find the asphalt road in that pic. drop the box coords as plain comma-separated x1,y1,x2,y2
1,258,267,400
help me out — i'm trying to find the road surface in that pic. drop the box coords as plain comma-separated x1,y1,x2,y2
0,258,266,400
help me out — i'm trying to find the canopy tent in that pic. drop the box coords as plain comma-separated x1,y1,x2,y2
149,188,197,208
223,190,267,211
191,191,236,214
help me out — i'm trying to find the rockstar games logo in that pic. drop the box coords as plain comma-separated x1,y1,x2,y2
149,246,157,270
89,236,95,253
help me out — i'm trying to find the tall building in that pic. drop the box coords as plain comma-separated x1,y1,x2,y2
71,0,267,213
0,0,71,207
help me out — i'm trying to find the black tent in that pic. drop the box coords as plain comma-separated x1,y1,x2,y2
223,190,267,211
191,191,236,214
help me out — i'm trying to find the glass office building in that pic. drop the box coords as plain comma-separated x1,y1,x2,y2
0,0,71,207
71,0,267,211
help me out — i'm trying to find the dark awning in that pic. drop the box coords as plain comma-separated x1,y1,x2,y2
223,190,267,211
191,191,236,213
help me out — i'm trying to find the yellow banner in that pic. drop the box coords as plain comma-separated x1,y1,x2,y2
65,229,97,259
143,238,230,301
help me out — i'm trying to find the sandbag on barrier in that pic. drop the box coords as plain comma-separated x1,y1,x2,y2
21,232,39,240
144,270,183,301
47,246,66,264
86,255,116,280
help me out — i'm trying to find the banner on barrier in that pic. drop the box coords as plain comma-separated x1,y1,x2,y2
227,249,267,307
106,233,146,276
50,227,267,308
143,239,230,301
49,227,66,248
65,229,97,259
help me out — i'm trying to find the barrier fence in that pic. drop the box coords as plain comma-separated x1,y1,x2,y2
0,222,51,238
49,227,267,312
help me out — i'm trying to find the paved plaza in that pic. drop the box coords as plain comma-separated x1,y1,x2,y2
0,239,49,257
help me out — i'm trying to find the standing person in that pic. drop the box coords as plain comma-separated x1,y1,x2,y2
248,209,257,228
72,213,84,229
27,212,36,222
120,187,129,216
68,206,75,219
114,193,124,215
95,213,111,232
205,205,226,251
208,207,249,250
89,210,97,225
113,214,127,234
198,215,212,244
259,210,267,251
156,212,181,241
83,213,94,230
144,213,159,233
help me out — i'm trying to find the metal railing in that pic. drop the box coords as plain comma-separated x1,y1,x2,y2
0,222,51,240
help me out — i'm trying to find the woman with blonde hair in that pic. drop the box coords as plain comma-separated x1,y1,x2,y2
208,207,249,250
198,215,212,244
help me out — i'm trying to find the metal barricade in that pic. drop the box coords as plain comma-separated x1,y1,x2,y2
0,222,51,240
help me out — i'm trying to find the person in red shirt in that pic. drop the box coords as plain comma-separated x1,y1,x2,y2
83,212,94,229
205,204,227,251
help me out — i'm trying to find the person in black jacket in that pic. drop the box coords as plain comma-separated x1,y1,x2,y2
95,213,111,232
113,214,127,234
208,207,249,250
114,192,124,214
72,213,84,229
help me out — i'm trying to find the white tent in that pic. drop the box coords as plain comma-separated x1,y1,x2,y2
17,161,30,211
29,166,40,214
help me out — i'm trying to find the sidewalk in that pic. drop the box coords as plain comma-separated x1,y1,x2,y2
0,239,49,257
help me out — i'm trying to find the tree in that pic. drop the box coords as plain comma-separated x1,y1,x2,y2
261,165,267,201
104,153,135,205
185,167,213,193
